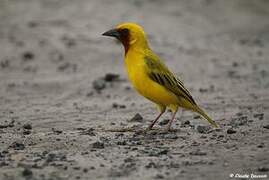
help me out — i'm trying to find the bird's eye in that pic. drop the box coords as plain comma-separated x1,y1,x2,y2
119,28,129,36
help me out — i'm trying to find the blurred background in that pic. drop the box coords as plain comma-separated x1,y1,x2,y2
0,0,268,179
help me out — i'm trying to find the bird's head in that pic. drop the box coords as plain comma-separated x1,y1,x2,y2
102,22,149,54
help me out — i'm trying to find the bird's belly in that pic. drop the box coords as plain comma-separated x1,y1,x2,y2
130,72,178,106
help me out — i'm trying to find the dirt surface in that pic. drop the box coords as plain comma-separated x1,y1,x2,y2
0,0,269,179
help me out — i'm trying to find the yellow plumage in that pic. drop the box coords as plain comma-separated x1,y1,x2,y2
103,22,219,130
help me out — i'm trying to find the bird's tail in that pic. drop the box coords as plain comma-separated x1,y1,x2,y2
193,106,219,128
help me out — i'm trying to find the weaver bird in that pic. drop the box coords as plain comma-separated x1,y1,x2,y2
102,23,218,131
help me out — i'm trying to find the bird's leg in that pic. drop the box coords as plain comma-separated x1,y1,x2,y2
166,108,178,131
147,111,165,130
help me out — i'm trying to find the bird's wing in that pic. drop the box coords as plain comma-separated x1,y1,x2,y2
144,54,197,106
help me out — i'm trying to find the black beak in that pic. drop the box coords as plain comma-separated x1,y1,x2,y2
102,29,120,39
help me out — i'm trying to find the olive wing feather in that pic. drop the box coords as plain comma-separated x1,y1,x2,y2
144,55,196,106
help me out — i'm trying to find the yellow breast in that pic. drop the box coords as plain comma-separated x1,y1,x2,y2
125,51,179,106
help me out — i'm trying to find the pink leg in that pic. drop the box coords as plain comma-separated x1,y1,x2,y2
147,111,165,130
167,109,178,131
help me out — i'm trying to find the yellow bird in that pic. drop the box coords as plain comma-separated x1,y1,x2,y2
102,22,218,131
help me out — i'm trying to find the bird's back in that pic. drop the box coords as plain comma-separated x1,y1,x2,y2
125,48,196,110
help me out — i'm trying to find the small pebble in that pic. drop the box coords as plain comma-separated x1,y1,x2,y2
183,120,190,125
197,125,211,134
258,166,269,172
92,78,106,92
22,51,34,61
92,141,104,149
9,142,25,150
227,128,236,134
253,113,264,120
23,130,31,135
23,123,32,130
22,168,33,177
112,103,126,109
159,119,169,126
128,113,143,123
104,73,119,82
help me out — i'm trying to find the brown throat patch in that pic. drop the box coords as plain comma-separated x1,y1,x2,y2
118,28,130,54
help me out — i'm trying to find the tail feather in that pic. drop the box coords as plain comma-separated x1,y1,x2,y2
194,106,219,128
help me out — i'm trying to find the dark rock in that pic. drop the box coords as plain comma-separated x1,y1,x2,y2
159,149,169,155
73,166,81,170
46,153,56,163
183,120,190,125
52,128,63,134
125,86,131,90
199,88,208,93
117,141,127,146
232,62,239,67
143,148,162,156
22,168,33,177
83,168,88,173
0,161,8,167
153,149,168,156
258,166,269,172
92,78,106,92
23,123,32,130
112,103,126,109
145,162,157,169
253,113,264,120
9,142,25,150
0,119,15,128
159,119,169,126
257,143,264,148
155,174,164,179
124,157,135,163
45,152,66,164
92,74,121,92
263,125,269,129
104,73,120,82
23,130,31,135
129,113,143,123
227,128,236,134
0,59,9,68
92,141,104,149
196,125,211,134
2,150,8,154
22,51,34,61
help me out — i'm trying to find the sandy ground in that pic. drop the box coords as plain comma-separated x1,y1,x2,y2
0,0,269,179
